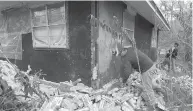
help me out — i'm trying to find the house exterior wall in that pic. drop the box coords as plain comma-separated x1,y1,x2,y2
151,27,158,48
149,27,159,62
123,11,135,30
96,1,155,88
68,1,92,85
0,8,30,60
0,1,158,88
97,1,125,88
0,1,92,86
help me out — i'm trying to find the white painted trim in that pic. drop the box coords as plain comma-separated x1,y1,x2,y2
123,45,132,48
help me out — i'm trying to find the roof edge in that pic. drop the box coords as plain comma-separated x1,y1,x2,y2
146,0,170,31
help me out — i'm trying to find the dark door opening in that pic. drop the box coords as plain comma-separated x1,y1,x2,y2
20,33,33,71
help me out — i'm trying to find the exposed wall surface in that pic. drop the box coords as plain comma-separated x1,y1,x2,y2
19,33,73,83
0,7,31,60
149,47,158,62
68,1,92,85
149,27,158,62
0,1,92,86
134,14,154,56
97,1,125,87
123,11,135,30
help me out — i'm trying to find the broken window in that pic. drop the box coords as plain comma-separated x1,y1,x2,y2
31,2,68,49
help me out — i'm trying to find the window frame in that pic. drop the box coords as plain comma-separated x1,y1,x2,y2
30,1,69,50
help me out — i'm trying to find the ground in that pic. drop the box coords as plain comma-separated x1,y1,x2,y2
158,55,192,111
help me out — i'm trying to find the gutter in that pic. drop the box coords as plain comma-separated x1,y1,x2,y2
146,0,170,31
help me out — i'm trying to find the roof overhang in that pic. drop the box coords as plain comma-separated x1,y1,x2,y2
123,0,170,31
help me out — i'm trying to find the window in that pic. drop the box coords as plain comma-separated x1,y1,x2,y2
31,2,68,49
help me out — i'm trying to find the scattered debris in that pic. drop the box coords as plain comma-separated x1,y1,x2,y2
0,60,191,111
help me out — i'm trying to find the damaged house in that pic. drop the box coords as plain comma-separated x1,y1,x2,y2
0,1,170,88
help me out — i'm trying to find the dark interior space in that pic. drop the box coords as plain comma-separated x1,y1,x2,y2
134,14,154,56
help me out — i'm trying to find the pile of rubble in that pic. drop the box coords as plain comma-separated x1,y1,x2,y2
39,75,150,111
41,84,141,111
0,60,166,111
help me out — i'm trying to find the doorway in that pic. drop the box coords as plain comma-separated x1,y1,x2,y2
20,33,33,71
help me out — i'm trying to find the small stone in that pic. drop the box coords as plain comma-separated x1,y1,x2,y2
122,102,134,111
99,100,105,109
0,88,3,95
95,95,102,102
58,108,70,111
93,103,99,111
61,99,77,110
73,97,84,108
76,107,89,111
